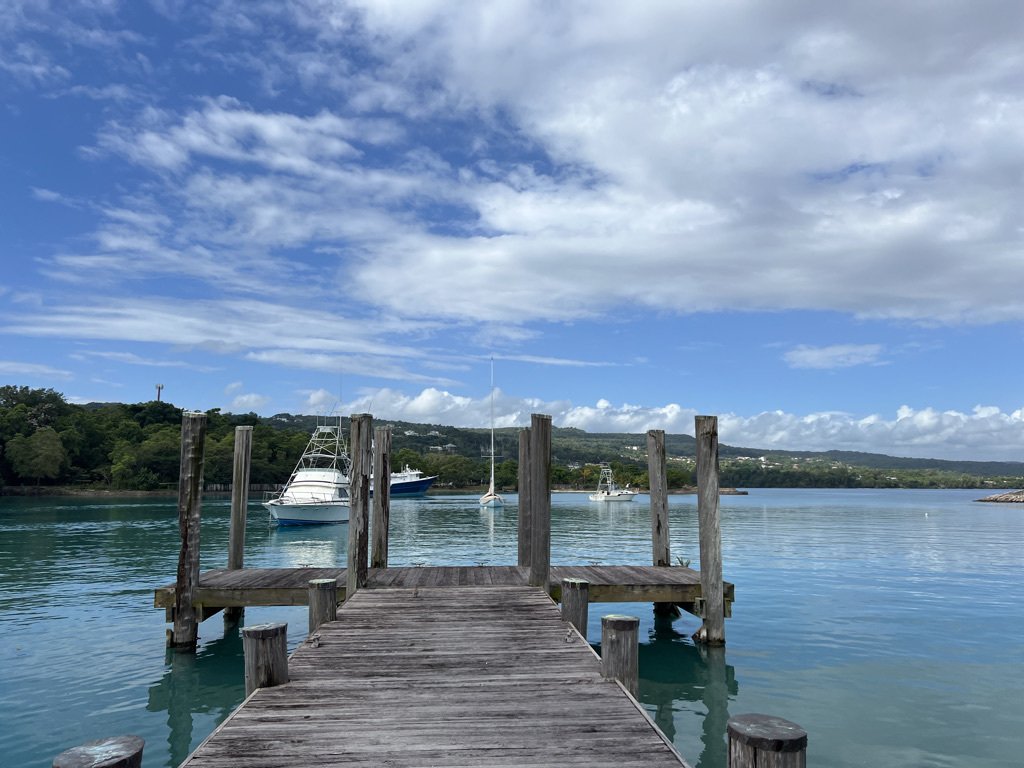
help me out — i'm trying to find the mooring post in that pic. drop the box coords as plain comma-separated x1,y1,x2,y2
561,578,589,638
517,426,532,568
695,415,725,645
371,425,392,569
347,413,372,599
242,622,289,696
727,714,807,768
600,614,640,697
170,411,207,650
308,578,338,635
225,425,253,624
527,414,551,589
647,429,670,566
52,735,144,768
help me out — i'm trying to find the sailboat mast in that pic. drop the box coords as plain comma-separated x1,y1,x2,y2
489,356,496,489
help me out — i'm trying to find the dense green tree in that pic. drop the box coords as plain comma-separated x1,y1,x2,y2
6,427,67,484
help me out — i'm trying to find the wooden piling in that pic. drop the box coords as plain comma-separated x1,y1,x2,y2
170,411,206,650
225,425,252,624
560,578,589,637
52,735,144,768
371,425,392,569
517,427,532,568
242,622,289,697
695,415,725,645
647,429,670,567
600,614,639,697
308,578,338,635
648,429,678,617
527,414,551,589
727,713,807,768
347,413,372,599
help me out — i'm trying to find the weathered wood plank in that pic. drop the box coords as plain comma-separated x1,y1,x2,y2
180,587,691,768
156,565,733,609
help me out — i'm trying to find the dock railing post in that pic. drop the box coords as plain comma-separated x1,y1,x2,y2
527,414,551,590
517,427,532,568
561,578,589,638
371,425,392,569
53,735,144,768
242,622,289,696
695,415,725,645
225,425,252,624
347,413,372,600
728,714,807,768
600,614,640,697
308,578,338,636
170,411,207,650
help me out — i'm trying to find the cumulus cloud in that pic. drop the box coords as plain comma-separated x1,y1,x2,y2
230,392,270,412
45,2,1019,329
340,388,1024,461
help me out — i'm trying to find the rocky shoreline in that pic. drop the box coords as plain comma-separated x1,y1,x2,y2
976,489,1024,502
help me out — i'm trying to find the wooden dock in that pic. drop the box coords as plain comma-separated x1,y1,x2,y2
181,586,691,767
154,565,735,618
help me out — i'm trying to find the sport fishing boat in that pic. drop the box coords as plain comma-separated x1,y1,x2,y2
264,423,351,524
588,463,638,502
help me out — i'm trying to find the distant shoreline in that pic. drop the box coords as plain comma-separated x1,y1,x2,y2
0,485,752,498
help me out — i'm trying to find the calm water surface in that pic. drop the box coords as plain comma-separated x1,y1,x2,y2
1,489,1021,767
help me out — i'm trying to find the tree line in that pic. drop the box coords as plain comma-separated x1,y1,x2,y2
1,386,1019,492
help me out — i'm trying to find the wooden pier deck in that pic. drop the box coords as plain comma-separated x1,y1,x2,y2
181,586,691,767
155,565,735,617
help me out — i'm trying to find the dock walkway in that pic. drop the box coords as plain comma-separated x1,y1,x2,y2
181,585,690,767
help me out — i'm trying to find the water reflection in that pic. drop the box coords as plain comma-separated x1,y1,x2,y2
147,629,245,767
639,613,737,768
266,523,347,568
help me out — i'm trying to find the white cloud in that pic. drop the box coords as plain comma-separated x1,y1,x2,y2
0,361,73,379
230,392,270,412
338,387,1024,461
300,388,348,416
784,344,885,369
77,350,217,370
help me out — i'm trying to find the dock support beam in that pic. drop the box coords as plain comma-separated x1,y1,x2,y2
225,425,252,624
242,622,289,697
170,411,207,650
347,413,372,600
517,427,532,567
601,614,639,697
561,578,589,638
308,578,338,635
53,735,144,768
695,415,725,645
527,413,551,589
371,425,392,569
728,714,807,768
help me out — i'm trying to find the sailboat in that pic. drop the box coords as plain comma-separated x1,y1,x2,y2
479,358,504,508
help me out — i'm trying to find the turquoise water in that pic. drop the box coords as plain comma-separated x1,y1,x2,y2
0,489,1021,767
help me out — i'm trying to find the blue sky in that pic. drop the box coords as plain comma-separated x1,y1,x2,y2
2,1,1023,460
